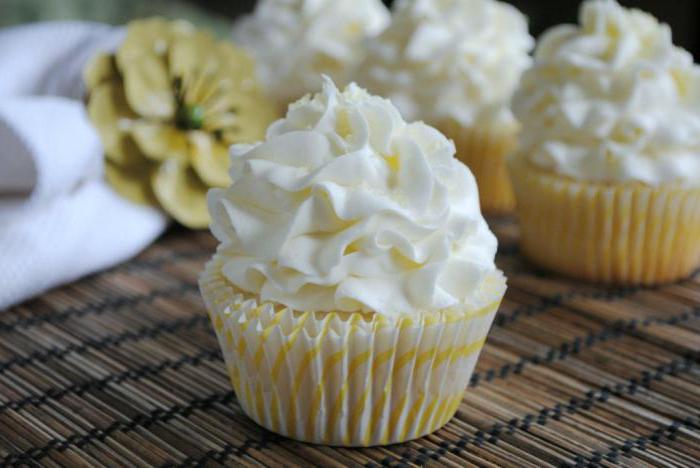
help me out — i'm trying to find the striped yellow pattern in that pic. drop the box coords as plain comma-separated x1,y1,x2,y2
199,255,507,446
440,119,519,216
510,157,700,285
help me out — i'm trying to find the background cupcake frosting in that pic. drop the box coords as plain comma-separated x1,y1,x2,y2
360,0,534,128
232,0,390,106
513,0,700,187
208,78,498,316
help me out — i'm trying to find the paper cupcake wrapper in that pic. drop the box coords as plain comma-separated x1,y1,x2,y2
510,157,700,285
440,120,519,215
200,254,506,446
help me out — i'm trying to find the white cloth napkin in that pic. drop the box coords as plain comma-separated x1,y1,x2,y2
0,22,169,309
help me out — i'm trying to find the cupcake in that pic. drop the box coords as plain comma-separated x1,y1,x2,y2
511,0,700,285
199,77,506,446
232,0,390,108
359,0,534,215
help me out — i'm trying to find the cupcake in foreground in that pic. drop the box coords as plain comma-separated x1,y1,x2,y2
232,0,389,107
199,77,506,446
85,18,278,228
359,0,534,214
511,0,700,284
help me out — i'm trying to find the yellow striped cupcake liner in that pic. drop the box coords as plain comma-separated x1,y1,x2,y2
200,253,507,446
510,157,700,285
439,120,519,216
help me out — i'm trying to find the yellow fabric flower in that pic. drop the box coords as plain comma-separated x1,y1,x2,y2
85,18,278,228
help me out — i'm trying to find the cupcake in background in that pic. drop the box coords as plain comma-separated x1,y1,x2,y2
359,0,534,215
511,0,700,284
200,77,506,446
232,0,390,107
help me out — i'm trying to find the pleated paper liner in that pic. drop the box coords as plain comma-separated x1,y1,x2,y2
439,119,519,216
510,156,700,285
199,253,507,446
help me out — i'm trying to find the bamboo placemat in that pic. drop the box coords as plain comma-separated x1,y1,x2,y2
1,219,698,467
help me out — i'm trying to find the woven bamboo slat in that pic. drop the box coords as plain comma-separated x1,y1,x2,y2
0,220,698,467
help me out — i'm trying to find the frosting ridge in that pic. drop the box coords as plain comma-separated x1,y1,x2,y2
208,78,499,316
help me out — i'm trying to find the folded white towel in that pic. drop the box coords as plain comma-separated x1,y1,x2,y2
0,22,168,309
0,21,123,99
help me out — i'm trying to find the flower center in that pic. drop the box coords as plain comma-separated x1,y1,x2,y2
175,103,204,130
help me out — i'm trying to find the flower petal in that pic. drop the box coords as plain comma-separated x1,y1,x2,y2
204,90,278,144
152,159,210,228
87,81,144,165
117,17,193,65
214,40,256,80
170,34,255,100
83,53,119,91
168,32,216,87
131,121,189,163
188,131,230,187
105,159,157,206
121,53,175,119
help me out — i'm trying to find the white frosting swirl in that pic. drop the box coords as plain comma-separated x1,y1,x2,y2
359,0,533,127
232,0,389,105
513,0,700,186
208,78,499,316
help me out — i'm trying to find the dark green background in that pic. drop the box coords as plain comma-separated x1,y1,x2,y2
1,0,698,56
